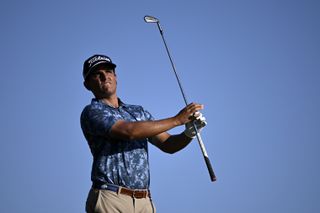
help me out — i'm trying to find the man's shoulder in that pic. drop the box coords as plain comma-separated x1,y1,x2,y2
84,99,102,109
81,99,108,118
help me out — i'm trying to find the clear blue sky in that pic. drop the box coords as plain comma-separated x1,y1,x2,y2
1,0,319,212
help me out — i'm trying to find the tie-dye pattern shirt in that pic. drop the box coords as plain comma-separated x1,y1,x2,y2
80,98,154,189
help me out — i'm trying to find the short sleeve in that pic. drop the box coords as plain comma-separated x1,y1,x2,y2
143,109,154,121
81,106,117,137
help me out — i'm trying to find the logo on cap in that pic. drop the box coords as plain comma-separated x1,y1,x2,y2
88,56,111,67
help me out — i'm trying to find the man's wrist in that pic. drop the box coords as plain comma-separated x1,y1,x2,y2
172,116,183,127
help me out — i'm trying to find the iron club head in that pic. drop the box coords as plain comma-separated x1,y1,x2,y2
144,15,159,23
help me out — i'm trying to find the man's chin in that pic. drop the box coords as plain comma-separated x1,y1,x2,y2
98,91,116,98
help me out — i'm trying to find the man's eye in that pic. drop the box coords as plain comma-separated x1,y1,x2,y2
93,72,102,77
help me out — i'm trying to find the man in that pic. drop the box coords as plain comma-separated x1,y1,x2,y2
81,54,206,213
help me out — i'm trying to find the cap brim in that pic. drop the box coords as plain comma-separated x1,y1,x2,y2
84,61,116,79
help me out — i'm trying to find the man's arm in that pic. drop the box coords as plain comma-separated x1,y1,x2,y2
109,103,203,141
150,131,193,154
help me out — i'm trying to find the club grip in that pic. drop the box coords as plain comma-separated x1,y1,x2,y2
204,156,217,182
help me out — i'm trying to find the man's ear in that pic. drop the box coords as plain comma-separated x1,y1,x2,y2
83,80,91,91
115,73,117,85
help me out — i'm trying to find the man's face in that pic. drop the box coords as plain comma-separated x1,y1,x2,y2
84,65,117,98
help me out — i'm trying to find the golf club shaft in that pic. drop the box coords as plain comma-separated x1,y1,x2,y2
156,22,217,182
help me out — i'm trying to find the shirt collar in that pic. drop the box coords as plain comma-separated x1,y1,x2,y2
92,98,128,109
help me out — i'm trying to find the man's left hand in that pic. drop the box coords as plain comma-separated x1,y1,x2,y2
184,112,207,138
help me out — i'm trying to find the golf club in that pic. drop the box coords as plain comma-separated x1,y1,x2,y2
144,15,217,182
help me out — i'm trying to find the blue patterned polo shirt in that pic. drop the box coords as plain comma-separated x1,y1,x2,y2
80,98,154,189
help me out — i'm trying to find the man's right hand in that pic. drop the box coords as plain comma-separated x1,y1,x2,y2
174,103,204,125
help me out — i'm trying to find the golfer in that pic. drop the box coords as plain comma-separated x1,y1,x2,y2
81,54,206,213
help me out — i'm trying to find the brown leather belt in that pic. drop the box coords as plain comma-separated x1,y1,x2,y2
119,187,150,199
93,183,151,199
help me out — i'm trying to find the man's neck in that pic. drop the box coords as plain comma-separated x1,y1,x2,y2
100,95,119,108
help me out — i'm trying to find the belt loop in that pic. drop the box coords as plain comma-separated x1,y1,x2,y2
117,186,121,195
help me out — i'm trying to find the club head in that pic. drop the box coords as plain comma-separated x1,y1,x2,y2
144,15,159,23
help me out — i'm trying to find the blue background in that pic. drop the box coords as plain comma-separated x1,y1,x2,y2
1,0,319,212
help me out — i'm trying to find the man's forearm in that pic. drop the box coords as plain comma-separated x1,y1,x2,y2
159,133,193,154
110,117,180,140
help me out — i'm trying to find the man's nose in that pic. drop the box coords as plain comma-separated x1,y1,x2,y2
100,73,106,81
100,72,110,81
